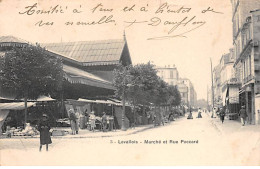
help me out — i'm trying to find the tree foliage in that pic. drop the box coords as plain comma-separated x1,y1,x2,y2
167,85,181,107
113,62,181,107
0,45,63,100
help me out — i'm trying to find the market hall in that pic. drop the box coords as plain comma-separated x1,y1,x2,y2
0,35,133,136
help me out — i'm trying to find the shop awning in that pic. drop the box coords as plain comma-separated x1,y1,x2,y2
228,86,239,104
223,89,228,106
36,96,56,102
0,102,36,110
78,98,123,106
0,96,14,101
63,64,115,90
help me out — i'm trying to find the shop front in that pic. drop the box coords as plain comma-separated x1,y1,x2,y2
239,83,255,124
63,98,131,131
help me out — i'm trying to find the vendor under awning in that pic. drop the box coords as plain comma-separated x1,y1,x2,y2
0,102,36,135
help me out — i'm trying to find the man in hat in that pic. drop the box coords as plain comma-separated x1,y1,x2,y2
239,106,247,126
37,113,52,152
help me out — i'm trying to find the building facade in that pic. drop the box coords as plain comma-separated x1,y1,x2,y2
178,78,197,108
156,65,179,86
176,82,189,106
231,0,260,125
156,65,197,107
213,63,222,106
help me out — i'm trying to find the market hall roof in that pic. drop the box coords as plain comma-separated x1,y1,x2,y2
0,36,29,47
41,39,132,66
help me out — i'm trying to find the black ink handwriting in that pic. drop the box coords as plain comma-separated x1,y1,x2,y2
148,22,206,40
155,3,191,14
91,3,113,13
124,20,148,27
123,5,136,12
202,7,223,14
19,3,66,15
35,20,54,27
64,15,115,26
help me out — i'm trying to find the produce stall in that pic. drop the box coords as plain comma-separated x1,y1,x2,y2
0,102,36,136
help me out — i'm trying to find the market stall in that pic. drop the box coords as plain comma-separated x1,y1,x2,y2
0,102,36,135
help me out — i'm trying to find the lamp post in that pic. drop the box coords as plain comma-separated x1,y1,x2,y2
210,57,215,118
121,74,127,131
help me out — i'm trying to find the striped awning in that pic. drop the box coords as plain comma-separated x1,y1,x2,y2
63,64,115,90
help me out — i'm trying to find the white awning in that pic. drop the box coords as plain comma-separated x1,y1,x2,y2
222,89,228,106
229,86,239,104
0,102,36,110
36,95,55,102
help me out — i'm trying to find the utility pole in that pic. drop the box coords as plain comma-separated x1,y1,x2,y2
210,58,215,118
207,85,209,112
121,67,127,131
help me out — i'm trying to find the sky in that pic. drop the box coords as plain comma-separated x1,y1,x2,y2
0,0,233,100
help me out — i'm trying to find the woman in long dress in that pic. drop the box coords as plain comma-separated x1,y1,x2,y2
89,111,96,132
38,114,52,152
219,106,226,124
69,110,76,135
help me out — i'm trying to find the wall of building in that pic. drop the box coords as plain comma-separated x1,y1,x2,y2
157,66,179,86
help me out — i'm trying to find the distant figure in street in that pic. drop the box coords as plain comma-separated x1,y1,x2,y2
187,109,193,119
37,114,52,152
211,107,217,118
74,108,80,134
239,106,247,126
102,112,107,132
84,109,90,128
219,106,226,124
168,111,173,121
197,108,202,118
89,111,96,132
69,110,76,135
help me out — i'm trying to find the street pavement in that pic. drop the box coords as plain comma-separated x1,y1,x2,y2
1,111,259,166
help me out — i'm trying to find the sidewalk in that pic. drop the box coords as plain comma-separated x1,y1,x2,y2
0,124,155,140
206,111,260,165
207,112,260,135
53,124,155,139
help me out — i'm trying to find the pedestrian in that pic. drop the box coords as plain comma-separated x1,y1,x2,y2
101,112,107,132
89,111,96,132
219,106,226,124
197,108,202,118
37,114,52,152
187,109,193,119
74,108,80,134
84,109,90,128
239,106,247,126
69,110,76,135
168,111,174,121
79,109,86,129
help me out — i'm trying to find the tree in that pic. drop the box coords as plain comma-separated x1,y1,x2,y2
167,85,181,107
113,64,132,130
0,45,62,125
113,62,182,127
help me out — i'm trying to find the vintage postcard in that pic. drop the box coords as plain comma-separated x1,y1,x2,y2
0,0,260,166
